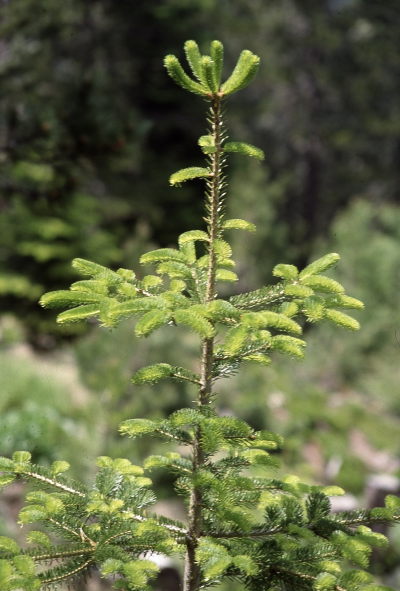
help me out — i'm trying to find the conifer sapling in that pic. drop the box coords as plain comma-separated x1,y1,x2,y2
0,40,399,591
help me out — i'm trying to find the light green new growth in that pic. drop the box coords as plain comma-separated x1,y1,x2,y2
210,40,224,87
222,218,256,232
0,39,398,591
224,142,265,160
184,40,203,81
170,167,211,186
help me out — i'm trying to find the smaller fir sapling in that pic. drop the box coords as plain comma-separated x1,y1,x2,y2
0,40,399,591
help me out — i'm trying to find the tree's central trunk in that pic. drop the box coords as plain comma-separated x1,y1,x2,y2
183,97,222,591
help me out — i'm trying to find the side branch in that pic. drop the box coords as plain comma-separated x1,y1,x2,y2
122,514,188,536
48,517,82,539
18,469,86,497
171,373,201,386
203,527,281,539
40,559,93,585
333,514,400,527
33,547,95,563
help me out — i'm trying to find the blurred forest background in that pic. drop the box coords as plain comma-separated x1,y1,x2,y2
2,0,400,587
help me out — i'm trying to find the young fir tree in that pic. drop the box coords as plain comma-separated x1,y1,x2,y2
0,40,399,591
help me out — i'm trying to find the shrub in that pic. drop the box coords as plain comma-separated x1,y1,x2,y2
0,40,398,591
